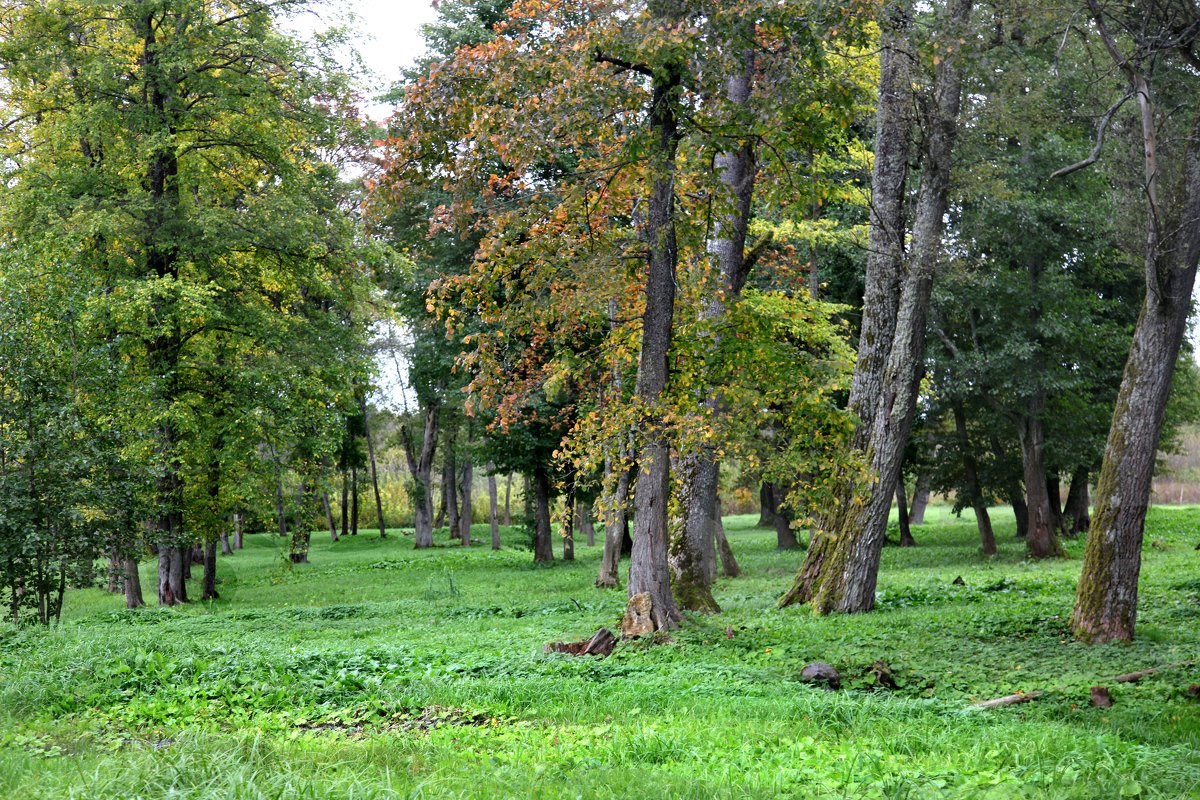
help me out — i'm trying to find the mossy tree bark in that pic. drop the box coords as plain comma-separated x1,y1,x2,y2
782,0,971,613
1071,0,1200,643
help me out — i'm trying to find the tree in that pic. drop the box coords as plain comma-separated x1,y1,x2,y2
1070,0,1200,643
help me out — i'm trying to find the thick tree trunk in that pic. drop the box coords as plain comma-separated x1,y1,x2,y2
362,400,387,539
220,531,232,555
783,0,970,613
402,402,439,549
909,473,931,525
895,482,916,547
123,557,144,609
323,492,338,542
671,455,721,611
533,466,554,563
157,544,186,606
952,400,996,554
1019,410,1063,558
201,540,219,600
773,484,800,550
757,483,777,527
488,462,501,550
1064,466,1090,536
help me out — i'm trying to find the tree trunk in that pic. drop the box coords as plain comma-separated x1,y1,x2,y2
671,454,721,611
458,454,473,546
910,473,930,525
579,501,596,547
157,544,186,606
402,402,439,549
533,465,554,563
783,0,970,613
757,483,777,528
597,448,628,588
220,531,232,555
773,483,800,550
487,462,501,550
562,480,575,561
233,511,243,550
323,492,338,542
1019,410,1063,558
341,469,349,539
351,466,359,535
504,473,512,525
275,475,288,538
1047,473,1064,533
362,400,387,539
895,482,916,547
1063,466,1090,536
715,511,741,578
444,448,458,539
106,547,121,593
201,540,219,600
952,400,995,554
289,484,310,564
123,557,144,609
1073,45,1200,639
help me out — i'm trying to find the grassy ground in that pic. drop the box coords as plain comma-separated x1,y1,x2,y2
1,506,1199,799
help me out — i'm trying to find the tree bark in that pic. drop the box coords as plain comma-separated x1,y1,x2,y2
895,481,916,547
220,531,232,555
201,540,219,600
444,442,458,539
504,473,512,525
458,452,473,546
233,511,243,550
782,0,970,613
487,461,501,550
351,465,359,535
715,509,741,578
362,399,387,539
123,557,144,609
773,483,800,550
1063,466,1090,536
757,482,777,527
952,399,995,554
597,448,629,588
562,480,575,561
402,402,439,549
579,501,596,547
341,469,349,539
533,465,554,563
323,492,338,542
1046,473,1064,533
909,473,931,524
1073,23,1200,638
1018,406,1063,558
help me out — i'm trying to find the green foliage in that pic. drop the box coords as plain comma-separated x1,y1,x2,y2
2,508,1199,797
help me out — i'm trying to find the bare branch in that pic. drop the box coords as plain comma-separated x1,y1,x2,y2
1049,90,1132,179
594,50,653,77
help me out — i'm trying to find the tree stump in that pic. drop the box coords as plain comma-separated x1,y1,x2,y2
620,592,655,638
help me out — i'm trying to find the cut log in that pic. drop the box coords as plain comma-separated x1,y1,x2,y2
544,628,618,657
1114,661,1195,683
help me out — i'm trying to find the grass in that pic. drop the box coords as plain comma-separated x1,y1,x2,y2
1,506,1199,798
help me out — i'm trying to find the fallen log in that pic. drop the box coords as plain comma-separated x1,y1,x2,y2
972,690,1044,709
1114,660,1195,683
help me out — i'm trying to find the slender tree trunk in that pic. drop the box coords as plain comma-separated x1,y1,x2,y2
783,0,970,613
909,473,931,525
289,484,310,564
1047,473,1064,533
351,466,360,535
1019,410,1063,558
773,483,800,550
106,547,121,593
402,403,439,549
597,448,629,588
362,400,387,539
504,473,513,525
233,511,243,550
275,476,288,538
579,502,596,547
340,470,349,539
487,462,501,550
201,540,218,600
952,400,996,554
123,557,144,609
1011,492,1029,539
445,448,458,539
714,506,741,578
458,455,473,546
1063,466,1090,536
896,482,916,547
533,466,554,563
220,531,232,555
562,479,575,562
323,492,338,542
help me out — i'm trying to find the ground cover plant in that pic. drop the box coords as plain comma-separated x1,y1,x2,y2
2,507,1198,799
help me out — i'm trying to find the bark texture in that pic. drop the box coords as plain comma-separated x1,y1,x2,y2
1063,466,1090,536
909,473,930,525
402,402,439,548
533,466,554,563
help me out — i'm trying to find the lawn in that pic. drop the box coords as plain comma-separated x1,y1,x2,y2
1,507,1198,799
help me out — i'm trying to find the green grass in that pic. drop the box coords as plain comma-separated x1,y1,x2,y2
2,507,1199,798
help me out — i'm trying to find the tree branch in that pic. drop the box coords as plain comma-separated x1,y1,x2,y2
594,50,653,77
1049,90,1132,179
